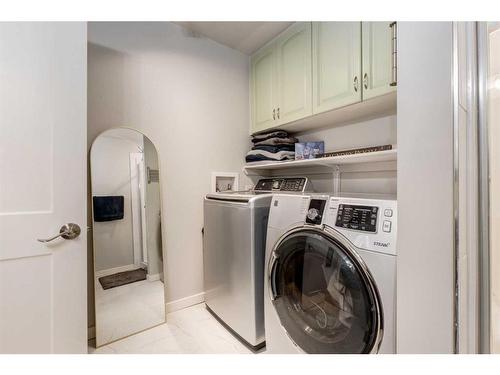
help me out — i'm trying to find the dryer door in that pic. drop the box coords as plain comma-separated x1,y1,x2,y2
268,227,383,353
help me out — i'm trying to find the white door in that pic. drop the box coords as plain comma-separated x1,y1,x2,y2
251,43,277,134
0,23,87,353
312,22,362,114
275,22,312,125
361,22,396,100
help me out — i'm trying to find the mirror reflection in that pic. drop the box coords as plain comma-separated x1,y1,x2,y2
91,128,165,347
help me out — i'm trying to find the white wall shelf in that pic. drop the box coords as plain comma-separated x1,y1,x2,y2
243,149,397,175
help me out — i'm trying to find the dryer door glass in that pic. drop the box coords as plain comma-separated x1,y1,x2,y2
270,229,382,353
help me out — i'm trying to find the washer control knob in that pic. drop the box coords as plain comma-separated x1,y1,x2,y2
307,208,319,221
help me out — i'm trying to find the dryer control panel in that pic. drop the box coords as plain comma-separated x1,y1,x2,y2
254,177,311,192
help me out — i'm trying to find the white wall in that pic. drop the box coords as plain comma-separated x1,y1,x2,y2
295,115,397,195
397,22,455,353
87,22,251,326
90,130,144,272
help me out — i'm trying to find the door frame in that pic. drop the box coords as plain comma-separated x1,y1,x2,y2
477,21,492,354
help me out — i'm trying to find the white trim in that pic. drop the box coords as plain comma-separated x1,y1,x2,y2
478,21,491,354
165,292,205,313
454,21,481,354
95,264,140,278
146,273,161,282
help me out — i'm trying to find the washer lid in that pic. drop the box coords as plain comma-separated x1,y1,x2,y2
205,191,272,202
268,227,383,354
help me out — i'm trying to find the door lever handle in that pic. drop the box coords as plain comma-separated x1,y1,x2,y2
37,223,81,243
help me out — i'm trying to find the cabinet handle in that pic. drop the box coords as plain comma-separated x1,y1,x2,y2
277,107,280,119
353,76,359,92
390,21,397,86
273,108,276,120
363,73,368,90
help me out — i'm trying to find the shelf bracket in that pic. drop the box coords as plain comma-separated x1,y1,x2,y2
332,165,341,195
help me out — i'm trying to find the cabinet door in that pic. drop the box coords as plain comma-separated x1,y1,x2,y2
312,22,362,114
361,22,396,100
251,44,277,134
275,22,312,125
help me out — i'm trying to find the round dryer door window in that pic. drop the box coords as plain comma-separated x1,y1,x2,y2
268,228,382,354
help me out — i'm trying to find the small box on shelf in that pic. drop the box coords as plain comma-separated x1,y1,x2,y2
295,142,325,160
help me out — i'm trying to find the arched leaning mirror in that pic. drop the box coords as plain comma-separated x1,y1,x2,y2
90,128,165,347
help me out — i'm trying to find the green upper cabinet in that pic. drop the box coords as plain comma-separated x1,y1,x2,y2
251,43,277,133
362,22,396,100
312,22,362,115
275,22,312,126
250,22,312,134
250,22,397,134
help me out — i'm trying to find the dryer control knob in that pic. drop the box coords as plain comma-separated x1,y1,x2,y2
307,208,319,221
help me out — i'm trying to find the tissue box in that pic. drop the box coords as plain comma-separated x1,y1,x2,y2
295,142,324,160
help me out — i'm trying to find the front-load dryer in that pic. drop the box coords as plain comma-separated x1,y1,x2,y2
264,193,397,354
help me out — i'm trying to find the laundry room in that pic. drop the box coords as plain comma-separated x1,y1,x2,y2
82,20,452,355
2,3,499,372
84,20,401,354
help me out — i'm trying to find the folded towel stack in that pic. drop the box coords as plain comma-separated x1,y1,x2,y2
246,130,298,163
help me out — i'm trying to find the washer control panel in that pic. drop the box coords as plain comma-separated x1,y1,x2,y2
335,204,379,233
254,177,309,192
325,196,397,255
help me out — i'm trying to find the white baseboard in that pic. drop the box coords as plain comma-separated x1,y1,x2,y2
165,292,205,313
88,325,96,340
147,273,160,282
95,264,140,278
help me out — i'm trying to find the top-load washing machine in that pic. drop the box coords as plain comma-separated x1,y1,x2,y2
264,193,397,354
203,177,313,349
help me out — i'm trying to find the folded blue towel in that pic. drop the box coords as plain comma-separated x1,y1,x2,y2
253,136,298,146
251,144,295,153
245,149,295,163
251,130,289,143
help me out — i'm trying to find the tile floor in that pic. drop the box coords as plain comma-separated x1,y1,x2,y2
89,303,258,354
95,277,166,347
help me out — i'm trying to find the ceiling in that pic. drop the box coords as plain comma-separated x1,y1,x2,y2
175,22,293,55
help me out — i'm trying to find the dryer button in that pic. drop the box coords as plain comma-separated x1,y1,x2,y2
384,209,393,217
383,220,392,232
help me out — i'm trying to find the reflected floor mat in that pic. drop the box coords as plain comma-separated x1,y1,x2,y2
98,268,147,290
